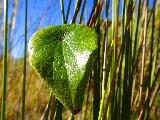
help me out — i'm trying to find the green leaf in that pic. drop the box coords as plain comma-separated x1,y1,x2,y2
28,24,98,114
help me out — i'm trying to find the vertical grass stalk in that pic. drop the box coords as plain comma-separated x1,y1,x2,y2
71,0,82,24
66,0,72,23
107,0,118,119
60,0,66,24
139,0,148,110
69,113,74,120
22,0,28,119
87,0,97,26
1,0,8,120
54,100,63,120
40,92,53,120
93,14,100,120
145,1,157,119
79,0,86,24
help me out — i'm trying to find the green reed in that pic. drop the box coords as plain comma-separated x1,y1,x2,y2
22,0,28,119
1,0,8,120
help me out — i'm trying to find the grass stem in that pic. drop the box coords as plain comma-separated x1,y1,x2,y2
22,0,28,119
66,0,72,23
1,0,8,120
68,113,74,120
71,0,82,24
60,0,66,24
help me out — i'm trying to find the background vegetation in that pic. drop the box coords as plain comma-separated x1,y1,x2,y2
0,0,160,120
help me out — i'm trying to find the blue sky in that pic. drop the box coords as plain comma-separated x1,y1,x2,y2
10,0,99,58
0,0,154,58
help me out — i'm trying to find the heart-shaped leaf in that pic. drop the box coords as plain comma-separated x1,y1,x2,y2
28,24,98,114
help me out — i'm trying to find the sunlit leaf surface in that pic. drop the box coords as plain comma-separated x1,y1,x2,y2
28,24,98,114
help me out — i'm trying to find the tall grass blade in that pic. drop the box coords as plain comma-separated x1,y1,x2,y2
1,0,8,119
54,100,63,120
131,0,142,108
41,92,53,120
149,0,157,92
93,53,100,120
132,0,141,67
66,0,72,23
145,0,157,119
71,0,82,23
106,0,118,119
121,0,129,119
101,1,111,119
22,0,28,119
68,113,74,120
88,0,102,27
49,96,56,120
60,0,66,24
79,0,86,24
93,14,100,120
139,0,148,110
87,0,98,26
83,73,92,120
